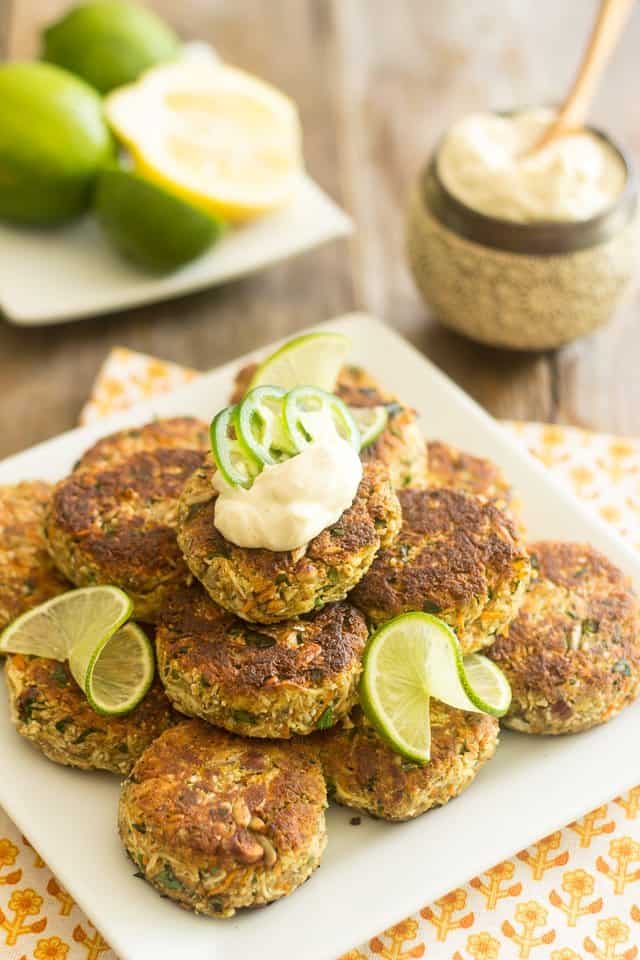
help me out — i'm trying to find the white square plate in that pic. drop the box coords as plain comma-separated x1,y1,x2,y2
1,313,639,960
0,176,351,326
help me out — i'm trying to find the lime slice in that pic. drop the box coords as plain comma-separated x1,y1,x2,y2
0,586,132,661
351,405,388,449
461,653,512,716
82,622,154,716
248,332,351,392
0,586,153,717
360,613,511,763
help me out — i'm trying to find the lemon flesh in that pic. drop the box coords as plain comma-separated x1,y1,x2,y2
106,61,303,221
0,62,114,225
42,1,179,94
96,167,225,272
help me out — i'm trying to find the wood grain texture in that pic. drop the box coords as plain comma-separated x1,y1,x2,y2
1,0,639,460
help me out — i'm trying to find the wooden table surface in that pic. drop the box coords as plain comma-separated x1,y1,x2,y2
1,0,639,459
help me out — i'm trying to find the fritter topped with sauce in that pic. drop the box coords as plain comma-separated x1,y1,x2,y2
351,486,530,653
44,418,209,622
119,720,327,917
231,362,427,489
156,583,367,738
486,541,640,734
5,654,176,773
0,482,70,631
177,454,401,623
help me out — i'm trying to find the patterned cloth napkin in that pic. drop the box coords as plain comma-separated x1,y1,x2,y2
2,347,640,960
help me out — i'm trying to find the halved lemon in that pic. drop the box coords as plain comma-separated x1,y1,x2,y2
105,60,303,222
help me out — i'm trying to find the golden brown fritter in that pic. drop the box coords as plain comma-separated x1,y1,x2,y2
5,654,176,773
486,541,640,734
76,417,209,471
156,584,367,737
231,362,427,489
177,455,401,623
44,419,209,622
0,482,70,631
119,720,327,917
426,441,520,521
310,704,499,821
351,487,530,653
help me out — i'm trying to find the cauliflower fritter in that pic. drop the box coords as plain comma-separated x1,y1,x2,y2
5,654,176,773
44,418,209,622
156,584,367,738
177,455,401,623
119,720,327,917
351,486,530,653
486,541,640,734
310,704,499,821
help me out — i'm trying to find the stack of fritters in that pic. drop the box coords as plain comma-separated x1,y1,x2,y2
2,363,638,920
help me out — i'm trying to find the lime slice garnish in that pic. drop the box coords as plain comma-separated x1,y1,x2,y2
460,653,512,716
282,386,360,453
360,613,511,764
0,586,153,716
351,405,389,449
0,586,132,661
81,622,155,716
248,332,351,392
210,405,261,489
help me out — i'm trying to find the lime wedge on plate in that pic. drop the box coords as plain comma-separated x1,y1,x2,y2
360,613,511,764
248,332,351,392
0,586,154,716
351,405,388,449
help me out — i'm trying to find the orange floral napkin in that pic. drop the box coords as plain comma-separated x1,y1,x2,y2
1,347,639,960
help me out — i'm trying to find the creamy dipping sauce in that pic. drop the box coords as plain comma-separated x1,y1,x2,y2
437,109,626,223
213,432,363,552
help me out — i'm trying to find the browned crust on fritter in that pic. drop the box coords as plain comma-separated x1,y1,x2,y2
177,455,401,623
426,441,513,510
0,482,70,630
5,654,176,774
76,417,209,471
351,487,530,650
119,720,327,916
487,541,640,734
159,587,366,690
156,585,367,736
310,704,499,821
45,444,206,621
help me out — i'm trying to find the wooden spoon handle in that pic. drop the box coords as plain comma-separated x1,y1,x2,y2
531,0,636,153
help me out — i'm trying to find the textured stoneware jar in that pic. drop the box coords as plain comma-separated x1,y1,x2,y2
407,130,639,350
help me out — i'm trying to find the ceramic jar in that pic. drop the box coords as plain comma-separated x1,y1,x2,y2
406,130,638,350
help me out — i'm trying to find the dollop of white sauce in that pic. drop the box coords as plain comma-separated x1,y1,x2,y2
437,109,626,223
213,432,363,552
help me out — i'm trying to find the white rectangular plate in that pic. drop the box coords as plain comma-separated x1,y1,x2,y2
1,313,639,960
0,176,351,325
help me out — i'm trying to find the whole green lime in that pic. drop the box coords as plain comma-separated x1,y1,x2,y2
0,62,114,226
42,1,180,94
96,167,225,272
